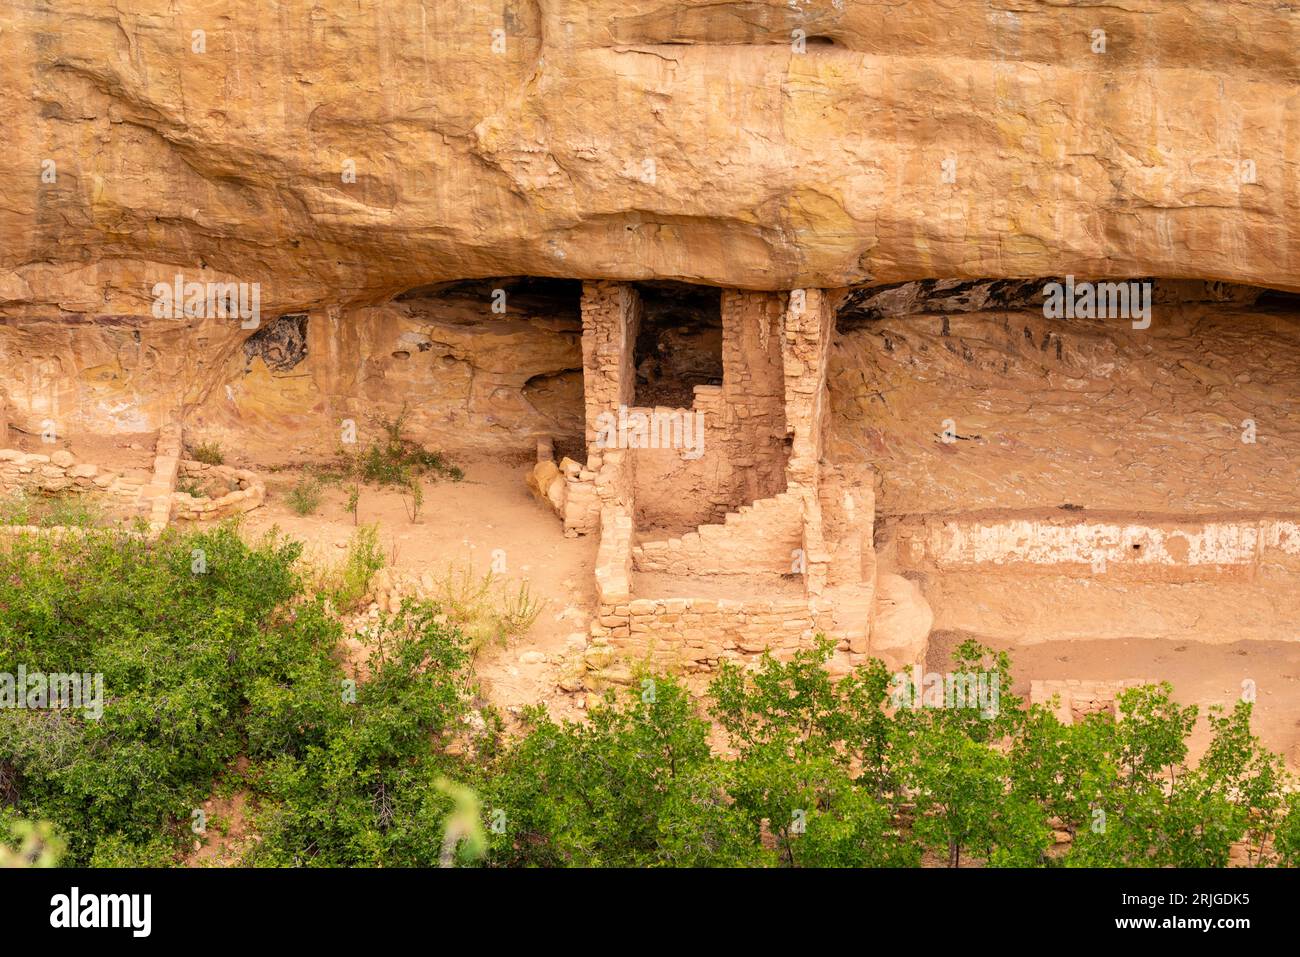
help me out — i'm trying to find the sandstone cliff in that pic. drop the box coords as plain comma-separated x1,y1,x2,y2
2,0,1297,322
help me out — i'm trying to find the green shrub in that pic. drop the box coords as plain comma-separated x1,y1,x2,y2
0,490,33,526
246,601,475,866
328,524,385,610
286,477,323,515
0,490,103,528
190,441,224,466
344,408,463,487
41,494,102,528
345,483,360,525
431,563,545,655
0,524,320,864
401,477,424,523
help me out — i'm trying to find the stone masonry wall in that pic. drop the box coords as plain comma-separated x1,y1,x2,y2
894,513,1300,580
0,448,144,502
587,596,838,678
138,423,183,532
559,281,643,538
632,490,803,576
720,291,788,502
581,281,640,468
587,288,881,678
173,459,266,521
628,397,748,530
593,446,636,604
781,288,835,493
1030,678,1157,725
630,291,790,531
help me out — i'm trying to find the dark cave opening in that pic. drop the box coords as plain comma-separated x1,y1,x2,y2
835,277,1299,330
631,281,723,408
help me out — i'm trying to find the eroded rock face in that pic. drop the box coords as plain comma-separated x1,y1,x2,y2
0,280,584,452
836,279,1264,328
187,281,585,455
827,296,1300,516
2,0,1298,322
831,289,1300,644
869,573,933,673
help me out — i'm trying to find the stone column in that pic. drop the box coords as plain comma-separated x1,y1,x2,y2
779,288,836,597
580,282,641,600
780,288,834,493
720,290,788,501
580,281,641,471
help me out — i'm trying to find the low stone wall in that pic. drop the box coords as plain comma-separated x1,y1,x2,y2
526,439,599,536
1030,678,1157,725
0,448,144,503
172,460,265,521
594,504,634,603
138,423,183,532
0,524,147,541
895,513,1300,579
1,425,265,535
588,595,839,676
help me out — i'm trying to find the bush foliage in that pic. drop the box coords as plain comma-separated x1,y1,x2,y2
1,528,1297,867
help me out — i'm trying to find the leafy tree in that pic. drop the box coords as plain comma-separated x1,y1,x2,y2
1009,703,1114,840
248,601,476,867
1272,792,1300,867
0,525,308,864
710,638,917,866
485,676,717,867
894,717,1048,867
1191,701,1289,866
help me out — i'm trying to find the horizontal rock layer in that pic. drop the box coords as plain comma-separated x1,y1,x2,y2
2,0,1298,319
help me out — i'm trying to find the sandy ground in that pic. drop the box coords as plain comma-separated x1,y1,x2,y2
186,758,254,867
930,630,1300,769
3,430,157,478
237,453,597,723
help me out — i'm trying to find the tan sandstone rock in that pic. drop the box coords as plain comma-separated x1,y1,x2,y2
869,573,933,672
1,0,1295,325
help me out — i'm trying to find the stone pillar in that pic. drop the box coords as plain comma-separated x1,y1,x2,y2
579,282,641,601
580,281,641,470
780,288,834,492
779,288,836,598
720,290,788,501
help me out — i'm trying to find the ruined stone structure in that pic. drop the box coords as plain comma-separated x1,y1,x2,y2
1030,679,1158,726
527,282,915,680
0,420,265,536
